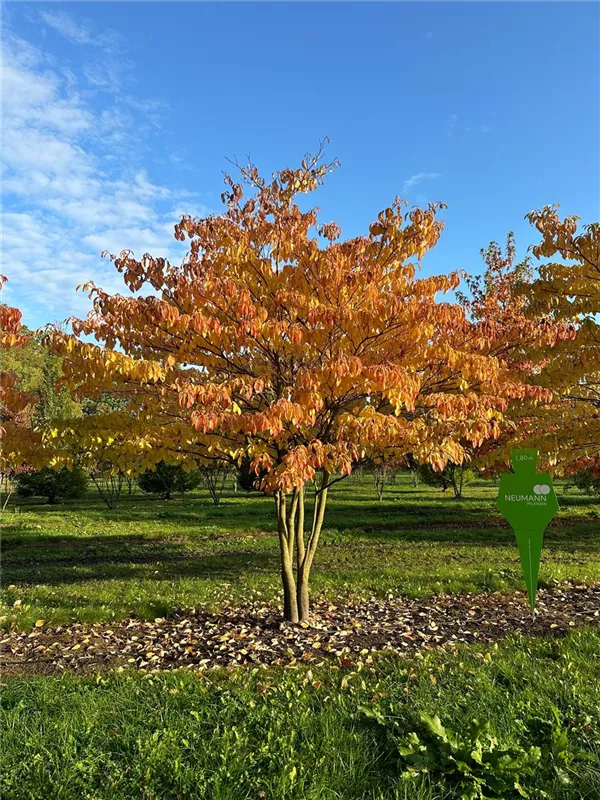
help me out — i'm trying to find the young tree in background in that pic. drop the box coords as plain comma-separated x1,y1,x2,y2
1,279,34,429
456,231,578,476
521,208,600,471
0,278,44,496
138,461,201,500
199,461,233,505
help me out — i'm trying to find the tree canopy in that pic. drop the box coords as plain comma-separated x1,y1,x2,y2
45,149,570,620
2,151,598,621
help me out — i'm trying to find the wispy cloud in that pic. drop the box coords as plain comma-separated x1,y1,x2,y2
39,9,129,94
83,58,132,94
39,10,97,45
480,124,493,134
1,27,207,328
39,9,121,50
402,172,440,195
425,31,433,40
446,113,458,138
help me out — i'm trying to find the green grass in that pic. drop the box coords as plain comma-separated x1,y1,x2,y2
2,475,600,799
2,629,599,799
2,475,599,629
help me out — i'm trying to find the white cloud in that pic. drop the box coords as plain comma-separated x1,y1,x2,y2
39,10,97,46
447,113,458,138
83,58,131,94
38,9,122,52
39,10,129,94
1,29,207,329
402,172,441,194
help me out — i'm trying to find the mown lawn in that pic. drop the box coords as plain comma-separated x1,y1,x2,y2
2,474,599,629
2,630,599,799
1,474,599,799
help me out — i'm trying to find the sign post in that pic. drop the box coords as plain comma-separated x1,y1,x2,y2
497,449,559,616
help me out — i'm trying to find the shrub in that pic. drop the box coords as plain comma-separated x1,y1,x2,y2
236,457,264,492
137,461,201,500
16,466,89,504
418,462,474,499
565,469,600,495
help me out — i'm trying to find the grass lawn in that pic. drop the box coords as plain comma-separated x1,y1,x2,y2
2,630,599,799
2,474,599,629
1,474,599,799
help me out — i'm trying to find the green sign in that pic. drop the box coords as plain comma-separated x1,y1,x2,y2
497,449,559,615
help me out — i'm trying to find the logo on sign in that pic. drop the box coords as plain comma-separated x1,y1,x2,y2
504,486,549,506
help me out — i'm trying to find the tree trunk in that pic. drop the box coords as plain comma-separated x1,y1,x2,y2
1,485,12,511
452,467,464,499
275,474,331,622
275,490,299,623
295,471,329,621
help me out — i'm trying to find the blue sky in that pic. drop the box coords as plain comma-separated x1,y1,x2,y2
2,1,599,329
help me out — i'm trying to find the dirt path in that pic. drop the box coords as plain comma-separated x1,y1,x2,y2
2,582,598,677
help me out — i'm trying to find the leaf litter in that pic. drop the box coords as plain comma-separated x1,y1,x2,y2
2,582,598,677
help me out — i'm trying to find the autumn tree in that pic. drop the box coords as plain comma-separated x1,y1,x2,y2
455,231,578,476
520,207,600,470
1,278,33,429
0,277,44,497
49,148,548,621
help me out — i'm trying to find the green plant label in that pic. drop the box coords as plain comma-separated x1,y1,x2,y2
497,449,559,613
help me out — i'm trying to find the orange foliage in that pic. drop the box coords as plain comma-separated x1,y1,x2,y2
48,150,550,491
491,208,600,474
46,151,588,620
1,276,31,423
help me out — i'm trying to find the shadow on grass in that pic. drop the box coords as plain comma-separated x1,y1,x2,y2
2,540,279,586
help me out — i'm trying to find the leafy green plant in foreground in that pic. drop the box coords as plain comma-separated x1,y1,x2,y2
359,708,541,799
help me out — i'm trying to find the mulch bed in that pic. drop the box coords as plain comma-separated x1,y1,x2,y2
2,582,599,677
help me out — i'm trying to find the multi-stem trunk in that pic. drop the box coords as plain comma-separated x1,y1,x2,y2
274,471,330,622
275,487,300,622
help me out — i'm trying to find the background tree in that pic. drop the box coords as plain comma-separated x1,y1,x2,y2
1,298,85,505
0,278,44,497
138,461,201,500
1,323,82,426
1,283,34,428
520,207,600,472
236,456,265,492
199,461,233,505
16,466,88,504
417,461,474,499
366,455,403,501
88,465,125,510
48,149,551,621
34,357,82,428
372,464,390,501
564,462,600,495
